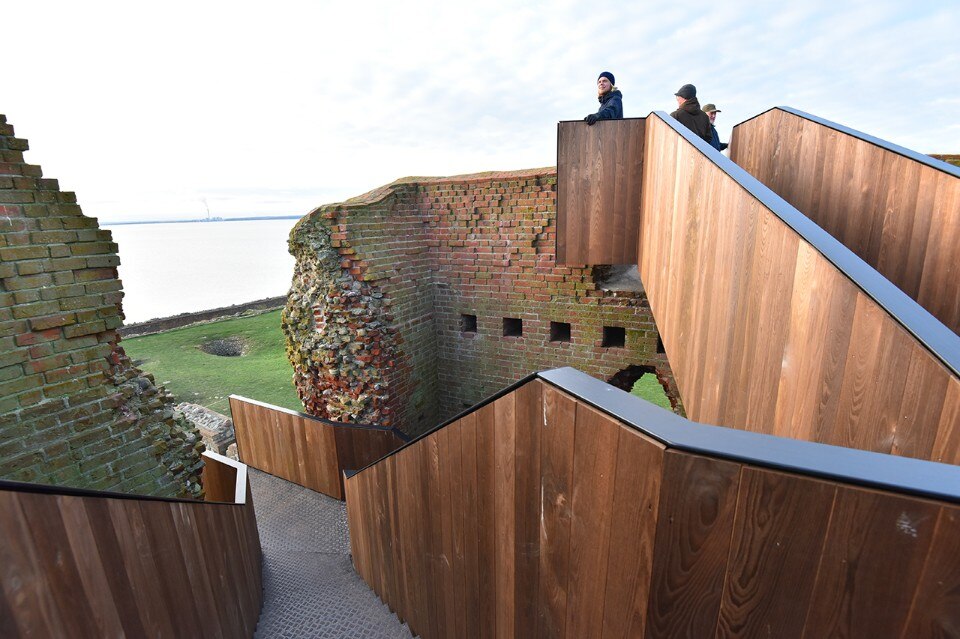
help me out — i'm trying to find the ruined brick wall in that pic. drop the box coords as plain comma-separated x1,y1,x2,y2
0,114,203,496
285,169,681,437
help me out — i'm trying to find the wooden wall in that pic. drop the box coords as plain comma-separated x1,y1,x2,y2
345,379,960,638
556,118,645,265
0,457,262,638
638,114,960,464
230,395,405,499
730,107,960,334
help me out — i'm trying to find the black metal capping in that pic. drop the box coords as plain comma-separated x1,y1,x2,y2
229,394,409,441
650,110,960,377
538,367,960,504
0,478,244,506
346,371,542,476
736,106,960,179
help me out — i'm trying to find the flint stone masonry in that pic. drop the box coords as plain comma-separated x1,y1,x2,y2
177,403,236,455
0,114,203,497
284,169,682,437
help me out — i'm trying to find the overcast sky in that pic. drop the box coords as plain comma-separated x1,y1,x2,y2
4,1,958,222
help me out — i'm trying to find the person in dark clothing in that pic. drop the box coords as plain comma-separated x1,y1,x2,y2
670,84,712,144
585,71,623,125
702,103,728,151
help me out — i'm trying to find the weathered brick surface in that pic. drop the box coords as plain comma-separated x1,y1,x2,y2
0,114,203,497
285,170,682,437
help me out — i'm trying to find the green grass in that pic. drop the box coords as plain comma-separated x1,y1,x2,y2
123,309,302,414
629,374,673,410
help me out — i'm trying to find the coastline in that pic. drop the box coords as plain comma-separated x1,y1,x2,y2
119,296,287,338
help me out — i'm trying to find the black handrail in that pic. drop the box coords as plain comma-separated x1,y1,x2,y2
346,367,960,505
650,110,960,377
0,450,251,505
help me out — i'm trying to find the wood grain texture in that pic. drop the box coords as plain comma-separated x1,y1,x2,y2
645,451,742,638
230,395,404,499
557,119,645,265
0,482,261,638
638,113,959,463
802,485,941,638
344,378,960,639
730,107,960,334
716,468,835,637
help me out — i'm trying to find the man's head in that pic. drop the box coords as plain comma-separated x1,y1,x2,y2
674,83,696,105
598,72,615,96
702,103,720,124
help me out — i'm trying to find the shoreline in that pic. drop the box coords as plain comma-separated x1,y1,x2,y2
119,296,287,338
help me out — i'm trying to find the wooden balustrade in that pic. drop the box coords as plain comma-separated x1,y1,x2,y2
0,451,262,638
730,106,960,334
638,112,960,463
556,118,646,265
230,395,407,499
344,372,960,638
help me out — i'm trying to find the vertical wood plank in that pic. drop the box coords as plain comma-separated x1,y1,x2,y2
460,411,482,639
494,393,517,639
537,385,576,639
476,402,498,639
716,468,835,637
564,402,621,638
901,505,960,636
514,381,543,638
645,451,742,638
600,428,665,639
802,485,940,638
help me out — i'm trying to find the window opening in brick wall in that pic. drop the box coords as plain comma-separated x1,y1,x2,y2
460,314,478,333
656,332,666,354
503,317,523,337
550,321,572,343
602,326,626,348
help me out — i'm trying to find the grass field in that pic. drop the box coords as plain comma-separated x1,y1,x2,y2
124,308,672,416
123,310,302,414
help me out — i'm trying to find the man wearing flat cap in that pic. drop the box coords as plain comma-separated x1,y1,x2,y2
585,72,623,125
670,84,712,144
702,103,728,151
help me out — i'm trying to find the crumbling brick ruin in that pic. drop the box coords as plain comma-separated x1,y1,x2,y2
0,114,203,497
284,169,681,437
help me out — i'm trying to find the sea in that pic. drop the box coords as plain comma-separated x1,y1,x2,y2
104,218,299,324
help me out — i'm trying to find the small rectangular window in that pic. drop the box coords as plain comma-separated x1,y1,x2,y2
602,326,626,348
503,317,523,337
550,321,571,343
461,314,478,333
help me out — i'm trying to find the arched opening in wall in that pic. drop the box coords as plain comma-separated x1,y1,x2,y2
607,364,672,411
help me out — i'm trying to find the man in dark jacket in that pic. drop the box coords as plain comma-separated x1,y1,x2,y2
670,84,712,144
585,71,623,125
702,103,728,151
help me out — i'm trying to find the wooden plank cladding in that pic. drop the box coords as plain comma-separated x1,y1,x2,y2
230,394,405,499
638,113,960,464
0,459,262,638
556,118,645,265
730,107,960,334
344,378,960,638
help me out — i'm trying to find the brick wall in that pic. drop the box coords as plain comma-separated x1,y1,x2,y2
285,169,681,437
0,114,203,496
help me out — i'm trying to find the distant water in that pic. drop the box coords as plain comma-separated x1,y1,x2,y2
105,219,298,324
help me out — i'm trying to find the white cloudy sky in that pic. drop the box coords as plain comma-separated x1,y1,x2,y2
4,0,959,222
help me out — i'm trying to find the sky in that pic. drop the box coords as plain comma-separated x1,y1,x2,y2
3,0,959,222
